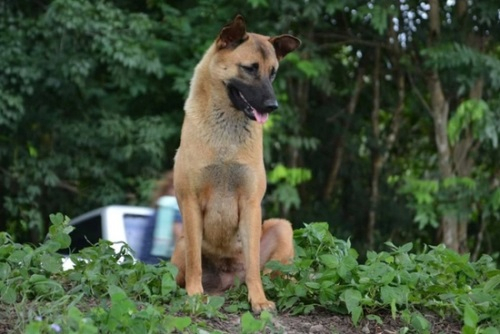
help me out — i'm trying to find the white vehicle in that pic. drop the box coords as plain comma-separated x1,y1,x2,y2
61,198,180,270
61,205,153,269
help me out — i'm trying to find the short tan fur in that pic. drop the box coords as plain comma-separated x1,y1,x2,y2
171,15,301,313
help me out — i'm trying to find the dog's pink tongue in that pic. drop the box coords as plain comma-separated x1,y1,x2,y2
253,109,269,124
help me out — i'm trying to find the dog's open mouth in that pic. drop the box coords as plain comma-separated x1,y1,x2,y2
227,85,269,124
238,91,269,124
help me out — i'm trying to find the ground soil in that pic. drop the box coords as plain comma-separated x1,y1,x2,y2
204,309,462,334
0,303,462,334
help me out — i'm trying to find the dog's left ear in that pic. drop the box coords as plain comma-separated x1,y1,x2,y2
217,15,248,49
269,35,301,61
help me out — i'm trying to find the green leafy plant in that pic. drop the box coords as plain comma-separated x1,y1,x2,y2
266,164,312,214
448,99,498,147
263,223,500,332
240,311,274,334
1,215,500,333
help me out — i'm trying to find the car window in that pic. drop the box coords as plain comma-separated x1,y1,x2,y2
60,215,103,254
123,214,151,259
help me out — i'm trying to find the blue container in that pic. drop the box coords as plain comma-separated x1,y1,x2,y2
150,196,179,258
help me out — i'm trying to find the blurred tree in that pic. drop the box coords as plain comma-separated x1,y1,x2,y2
0,0,183,241
400,0,500,252
1,0,499,261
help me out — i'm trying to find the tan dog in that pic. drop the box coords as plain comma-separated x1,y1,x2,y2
171,15,300,313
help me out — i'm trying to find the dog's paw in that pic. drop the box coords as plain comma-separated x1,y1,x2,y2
186,283,204,296
251,299,276,313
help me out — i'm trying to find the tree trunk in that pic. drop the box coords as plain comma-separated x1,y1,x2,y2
287,28,313,170
427,0,460,251
428,73,459,251
367,47,381,250
367,14,406,250
426,0,488,253
287,76,310,169
323,67,365,200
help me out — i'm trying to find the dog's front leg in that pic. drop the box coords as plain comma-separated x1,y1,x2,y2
180,197,204,296
239,201,275,313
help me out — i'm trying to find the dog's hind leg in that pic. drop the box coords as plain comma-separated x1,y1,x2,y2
260,219,294,271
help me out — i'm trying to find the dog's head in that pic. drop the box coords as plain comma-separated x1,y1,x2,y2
211,15,301,124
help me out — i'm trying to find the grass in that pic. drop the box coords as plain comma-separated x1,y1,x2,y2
0,213,499,333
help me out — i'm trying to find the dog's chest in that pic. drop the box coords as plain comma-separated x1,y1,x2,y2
201,162,249,193
198,163,248,253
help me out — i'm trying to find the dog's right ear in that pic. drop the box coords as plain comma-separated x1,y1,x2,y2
216,15,248,49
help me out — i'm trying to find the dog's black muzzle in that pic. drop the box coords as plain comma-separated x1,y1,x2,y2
227,79,277,123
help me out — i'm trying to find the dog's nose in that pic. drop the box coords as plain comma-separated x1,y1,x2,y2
264,99,279,112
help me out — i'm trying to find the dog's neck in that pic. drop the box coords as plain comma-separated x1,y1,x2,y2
209,104,254,145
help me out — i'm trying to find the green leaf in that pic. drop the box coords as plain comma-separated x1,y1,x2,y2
294,284,308,297
366,314,383,324
207,295,225,310
380,285,397,304
224,304,240,313
410,313,431,334
303,304,315,314
241,312,264,334
305,282,320,290
320,254,339,268
107,285,136,330
165,315,191,331
247,0,268,8
448,99,490,145
483,274,500,293
481,328,500,334
463,304,479,329
49,212,66,225
338,256,357,279
462,326,475,334
40,253,62,273
24,322,43,334
296,60,321,78
53,233,72,250
351,306,362,325
343,289,362,314
260,310,273,322
7,249,28,263
0,285,17,304
29,274,64,297
370,5,389,35
326,2,345,15
161,268,178,296
0,263,11,280
399,243,413,253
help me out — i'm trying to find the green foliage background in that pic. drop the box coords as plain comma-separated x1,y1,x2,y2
1,0,500,258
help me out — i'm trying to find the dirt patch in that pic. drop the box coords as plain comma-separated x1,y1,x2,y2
204,309,462,334
0,302,462,334
0,303,17,334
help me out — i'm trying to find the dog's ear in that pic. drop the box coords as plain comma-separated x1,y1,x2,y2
269,35,301,60
217,15,248,49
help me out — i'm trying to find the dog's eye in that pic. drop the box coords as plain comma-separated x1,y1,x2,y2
270,67,277,80
241,63,259,75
